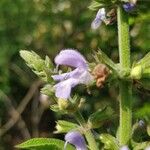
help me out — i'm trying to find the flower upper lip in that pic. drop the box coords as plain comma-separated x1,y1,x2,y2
54,49,88,69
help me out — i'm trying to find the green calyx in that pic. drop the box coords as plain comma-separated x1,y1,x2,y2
57,96,84,113
131,52,150,79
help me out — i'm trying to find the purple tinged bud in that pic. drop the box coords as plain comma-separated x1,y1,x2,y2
120,146,130,150
91,8,106,30
65,131,87,150
123,3,135,12
138,120,145,127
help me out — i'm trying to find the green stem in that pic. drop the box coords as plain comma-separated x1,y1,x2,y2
75,111,99,150
117,6,132,145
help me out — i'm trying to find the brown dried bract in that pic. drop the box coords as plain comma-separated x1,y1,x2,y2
92,64,110,88
104,9,117,25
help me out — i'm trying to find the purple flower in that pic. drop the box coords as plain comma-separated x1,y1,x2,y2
64,131,87,150
52,49,93,99
145,147,150,150
120,146,129,150
91,8,106,30
123,3,135,12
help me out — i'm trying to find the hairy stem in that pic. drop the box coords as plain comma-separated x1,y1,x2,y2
117,6,132,145
75,111,99,150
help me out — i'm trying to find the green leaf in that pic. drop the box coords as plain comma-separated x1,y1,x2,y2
99,134,119,150
135,103,150,119
88,107,114,128
94,50,119,73
54,120,79,134
45,56,53,69
20,50,54,82
143,68,150,78
133,141,150,150
15,138,75,150
50,104,67,114
138,79,150,90
88,1,105,11
147,125,150,136
20,50,45,72
95,0,113,4
41,84,55,97
136,52,150,68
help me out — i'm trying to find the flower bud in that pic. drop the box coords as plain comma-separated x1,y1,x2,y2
65,131,87,150
54,120,78,134
131,65,142,79
123,2,135,12
58,98,69,110
138,120,145,127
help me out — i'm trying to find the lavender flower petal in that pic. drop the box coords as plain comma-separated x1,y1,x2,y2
91,8,106,30
96,8,106,20
55,49,87,69
123,3,135,12
91,18,102,30
145,147,150,150
54,78,79,99
78,70,93,85
52,68,82,81
65,131,87,150
120,146,129,150
53,70,93,99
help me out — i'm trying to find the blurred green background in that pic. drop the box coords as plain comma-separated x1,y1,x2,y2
0,0,149,149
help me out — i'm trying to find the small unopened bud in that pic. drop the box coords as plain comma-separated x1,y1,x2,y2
91,8,106,30
54,120,79,134
58,98,69,110
131,65,142,79
58,98,78,112
55,123,63,134
138,120,145,127
78,98,86,108
123,2,135,12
